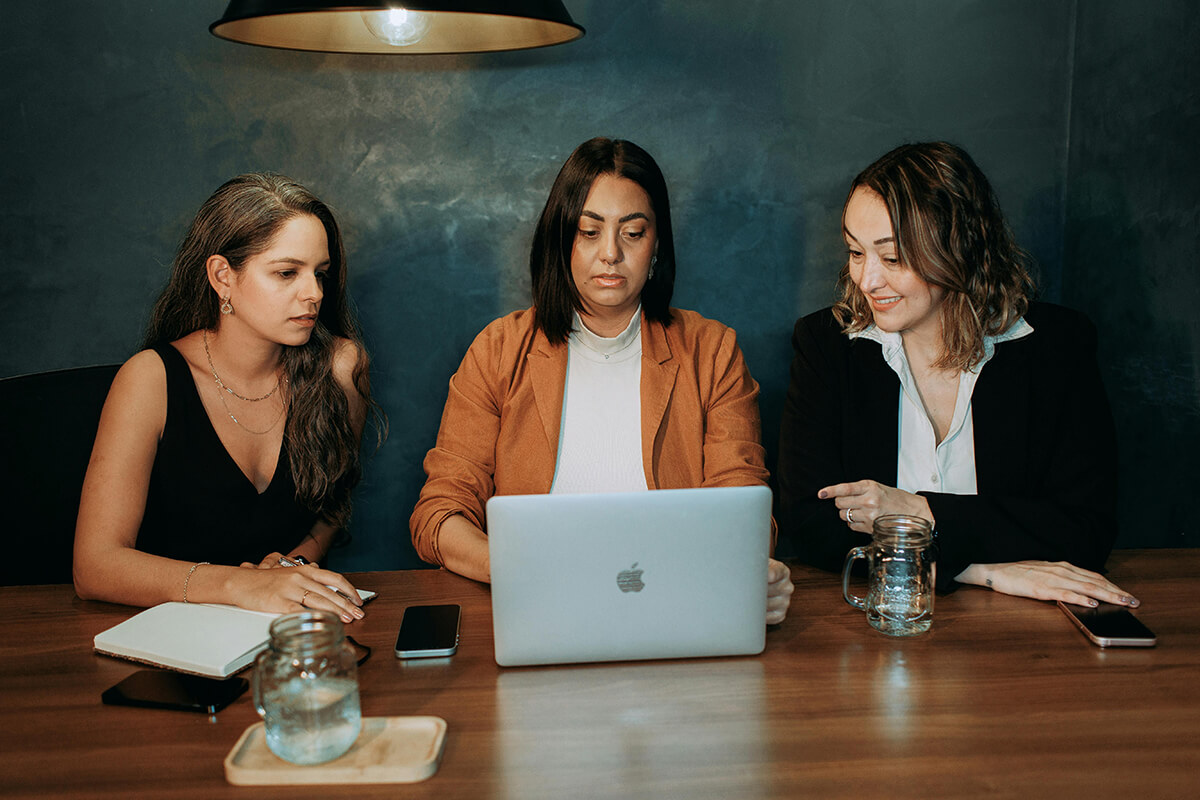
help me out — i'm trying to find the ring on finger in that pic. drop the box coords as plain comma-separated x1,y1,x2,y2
846,508,855,524
301,589,310,606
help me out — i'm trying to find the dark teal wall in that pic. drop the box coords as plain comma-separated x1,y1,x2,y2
1064,1,1200,548
1,2,1194,568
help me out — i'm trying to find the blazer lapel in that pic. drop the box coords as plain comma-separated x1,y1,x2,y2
850,338,901,485
971,337,1029,491
640,317,678,489
527,331,566,464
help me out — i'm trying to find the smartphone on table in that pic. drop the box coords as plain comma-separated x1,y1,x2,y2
102,669,248,713
395,604,461,658
1058,600,1157,647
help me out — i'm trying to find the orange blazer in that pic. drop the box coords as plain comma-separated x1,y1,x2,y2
409,307,770,566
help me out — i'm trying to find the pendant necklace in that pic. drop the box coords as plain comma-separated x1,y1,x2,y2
571,321,640,361
203,330,287,434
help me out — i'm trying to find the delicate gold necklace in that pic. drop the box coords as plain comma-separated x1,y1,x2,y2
215,388,285,435
570,327,640,360
203,329,281,402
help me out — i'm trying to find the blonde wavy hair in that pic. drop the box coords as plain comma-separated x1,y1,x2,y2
833,142,1036,371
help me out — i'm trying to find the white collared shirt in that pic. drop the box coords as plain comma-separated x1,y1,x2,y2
550,308,647,494
850,318,1034,496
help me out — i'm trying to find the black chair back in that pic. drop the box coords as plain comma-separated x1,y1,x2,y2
0,364,120,586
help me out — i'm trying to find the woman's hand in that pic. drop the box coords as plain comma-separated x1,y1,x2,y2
766,558,794,625
957,561,1139,607
818,480,935,532
227,560,365,623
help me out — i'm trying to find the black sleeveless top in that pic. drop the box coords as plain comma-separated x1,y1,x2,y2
135,344,317,565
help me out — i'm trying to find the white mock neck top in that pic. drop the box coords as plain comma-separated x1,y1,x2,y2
550,308,647,494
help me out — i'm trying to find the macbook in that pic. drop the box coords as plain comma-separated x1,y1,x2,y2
486,485,772,667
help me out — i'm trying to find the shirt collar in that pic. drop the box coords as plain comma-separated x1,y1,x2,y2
850,316,1034,372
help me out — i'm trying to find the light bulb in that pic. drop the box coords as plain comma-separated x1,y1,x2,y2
361,7,432,47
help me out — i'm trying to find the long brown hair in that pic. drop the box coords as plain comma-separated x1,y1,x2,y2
144,173,383,528
833,141,1036,370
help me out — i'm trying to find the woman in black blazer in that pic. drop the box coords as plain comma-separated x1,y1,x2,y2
776,141,1136,607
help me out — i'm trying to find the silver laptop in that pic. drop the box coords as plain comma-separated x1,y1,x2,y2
487,485,772,667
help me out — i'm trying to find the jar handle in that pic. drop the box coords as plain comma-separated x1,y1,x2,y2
842,546,867,609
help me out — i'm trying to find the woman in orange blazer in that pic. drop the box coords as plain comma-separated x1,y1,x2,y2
411,137,793,624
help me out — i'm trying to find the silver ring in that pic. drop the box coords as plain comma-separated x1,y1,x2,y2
846,508,855,524
301,589,310,606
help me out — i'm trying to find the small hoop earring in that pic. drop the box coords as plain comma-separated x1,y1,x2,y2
220,297,233,315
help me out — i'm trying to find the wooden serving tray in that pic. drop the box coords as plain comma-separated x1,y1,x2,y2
224,716,447,785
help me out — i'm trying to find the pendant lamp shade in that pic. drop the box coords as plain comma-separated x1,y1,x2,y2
211,1,584,54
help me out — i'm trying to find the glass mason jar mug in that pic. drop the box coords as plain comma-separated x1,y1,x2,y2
842,514,936,636
252,611,363,765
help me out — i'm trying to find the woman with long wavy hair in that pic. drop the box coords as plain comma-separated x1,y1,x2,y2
74,173,381,622
776,141,1136,607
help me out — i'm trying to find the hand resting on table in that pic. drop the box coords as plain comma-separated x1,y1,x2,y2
956,561,1138,607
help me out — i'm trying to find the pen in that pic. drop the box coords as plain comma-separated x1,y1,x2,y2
277,556,359,604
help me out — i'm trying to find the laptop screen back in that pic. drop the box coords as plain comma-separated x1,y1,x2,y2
487,485,772,667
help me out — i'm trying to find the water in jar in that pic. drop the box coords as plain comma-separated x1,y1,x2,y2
261,676,362,765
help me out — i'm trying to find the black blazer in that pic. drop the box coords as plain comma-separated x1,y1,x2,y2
775,302,1118,590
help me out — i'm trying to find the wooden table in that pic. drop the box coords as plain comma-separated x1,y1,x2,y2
2,550,1197,799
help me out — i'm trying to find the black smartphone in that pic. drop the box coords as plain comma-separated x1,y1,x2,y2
102,669,248,713
395,603,461,658
1058,601,1157,648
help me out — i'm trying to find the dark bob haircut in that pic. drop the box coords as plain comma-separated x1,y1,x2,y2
530,137,676,344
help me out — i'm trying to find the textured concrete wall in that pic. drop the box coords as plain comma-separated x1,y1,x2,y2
4,1,1188,568
1064,1,1200,548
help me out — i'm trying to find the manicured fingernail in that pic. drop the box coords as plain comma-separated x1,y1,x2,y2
1089,599,1098,607
818,490,828,499
1128,597,1140,607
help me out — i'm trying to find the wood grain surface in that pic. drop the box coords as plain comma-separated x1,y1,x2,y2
2,550,1197,799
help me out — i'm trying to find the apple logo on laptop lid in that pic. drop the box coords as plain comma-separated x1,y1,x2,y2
616,563,645,593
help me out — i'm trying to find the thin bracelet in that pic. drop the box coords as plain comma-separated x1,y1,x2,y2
182,561,210,603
